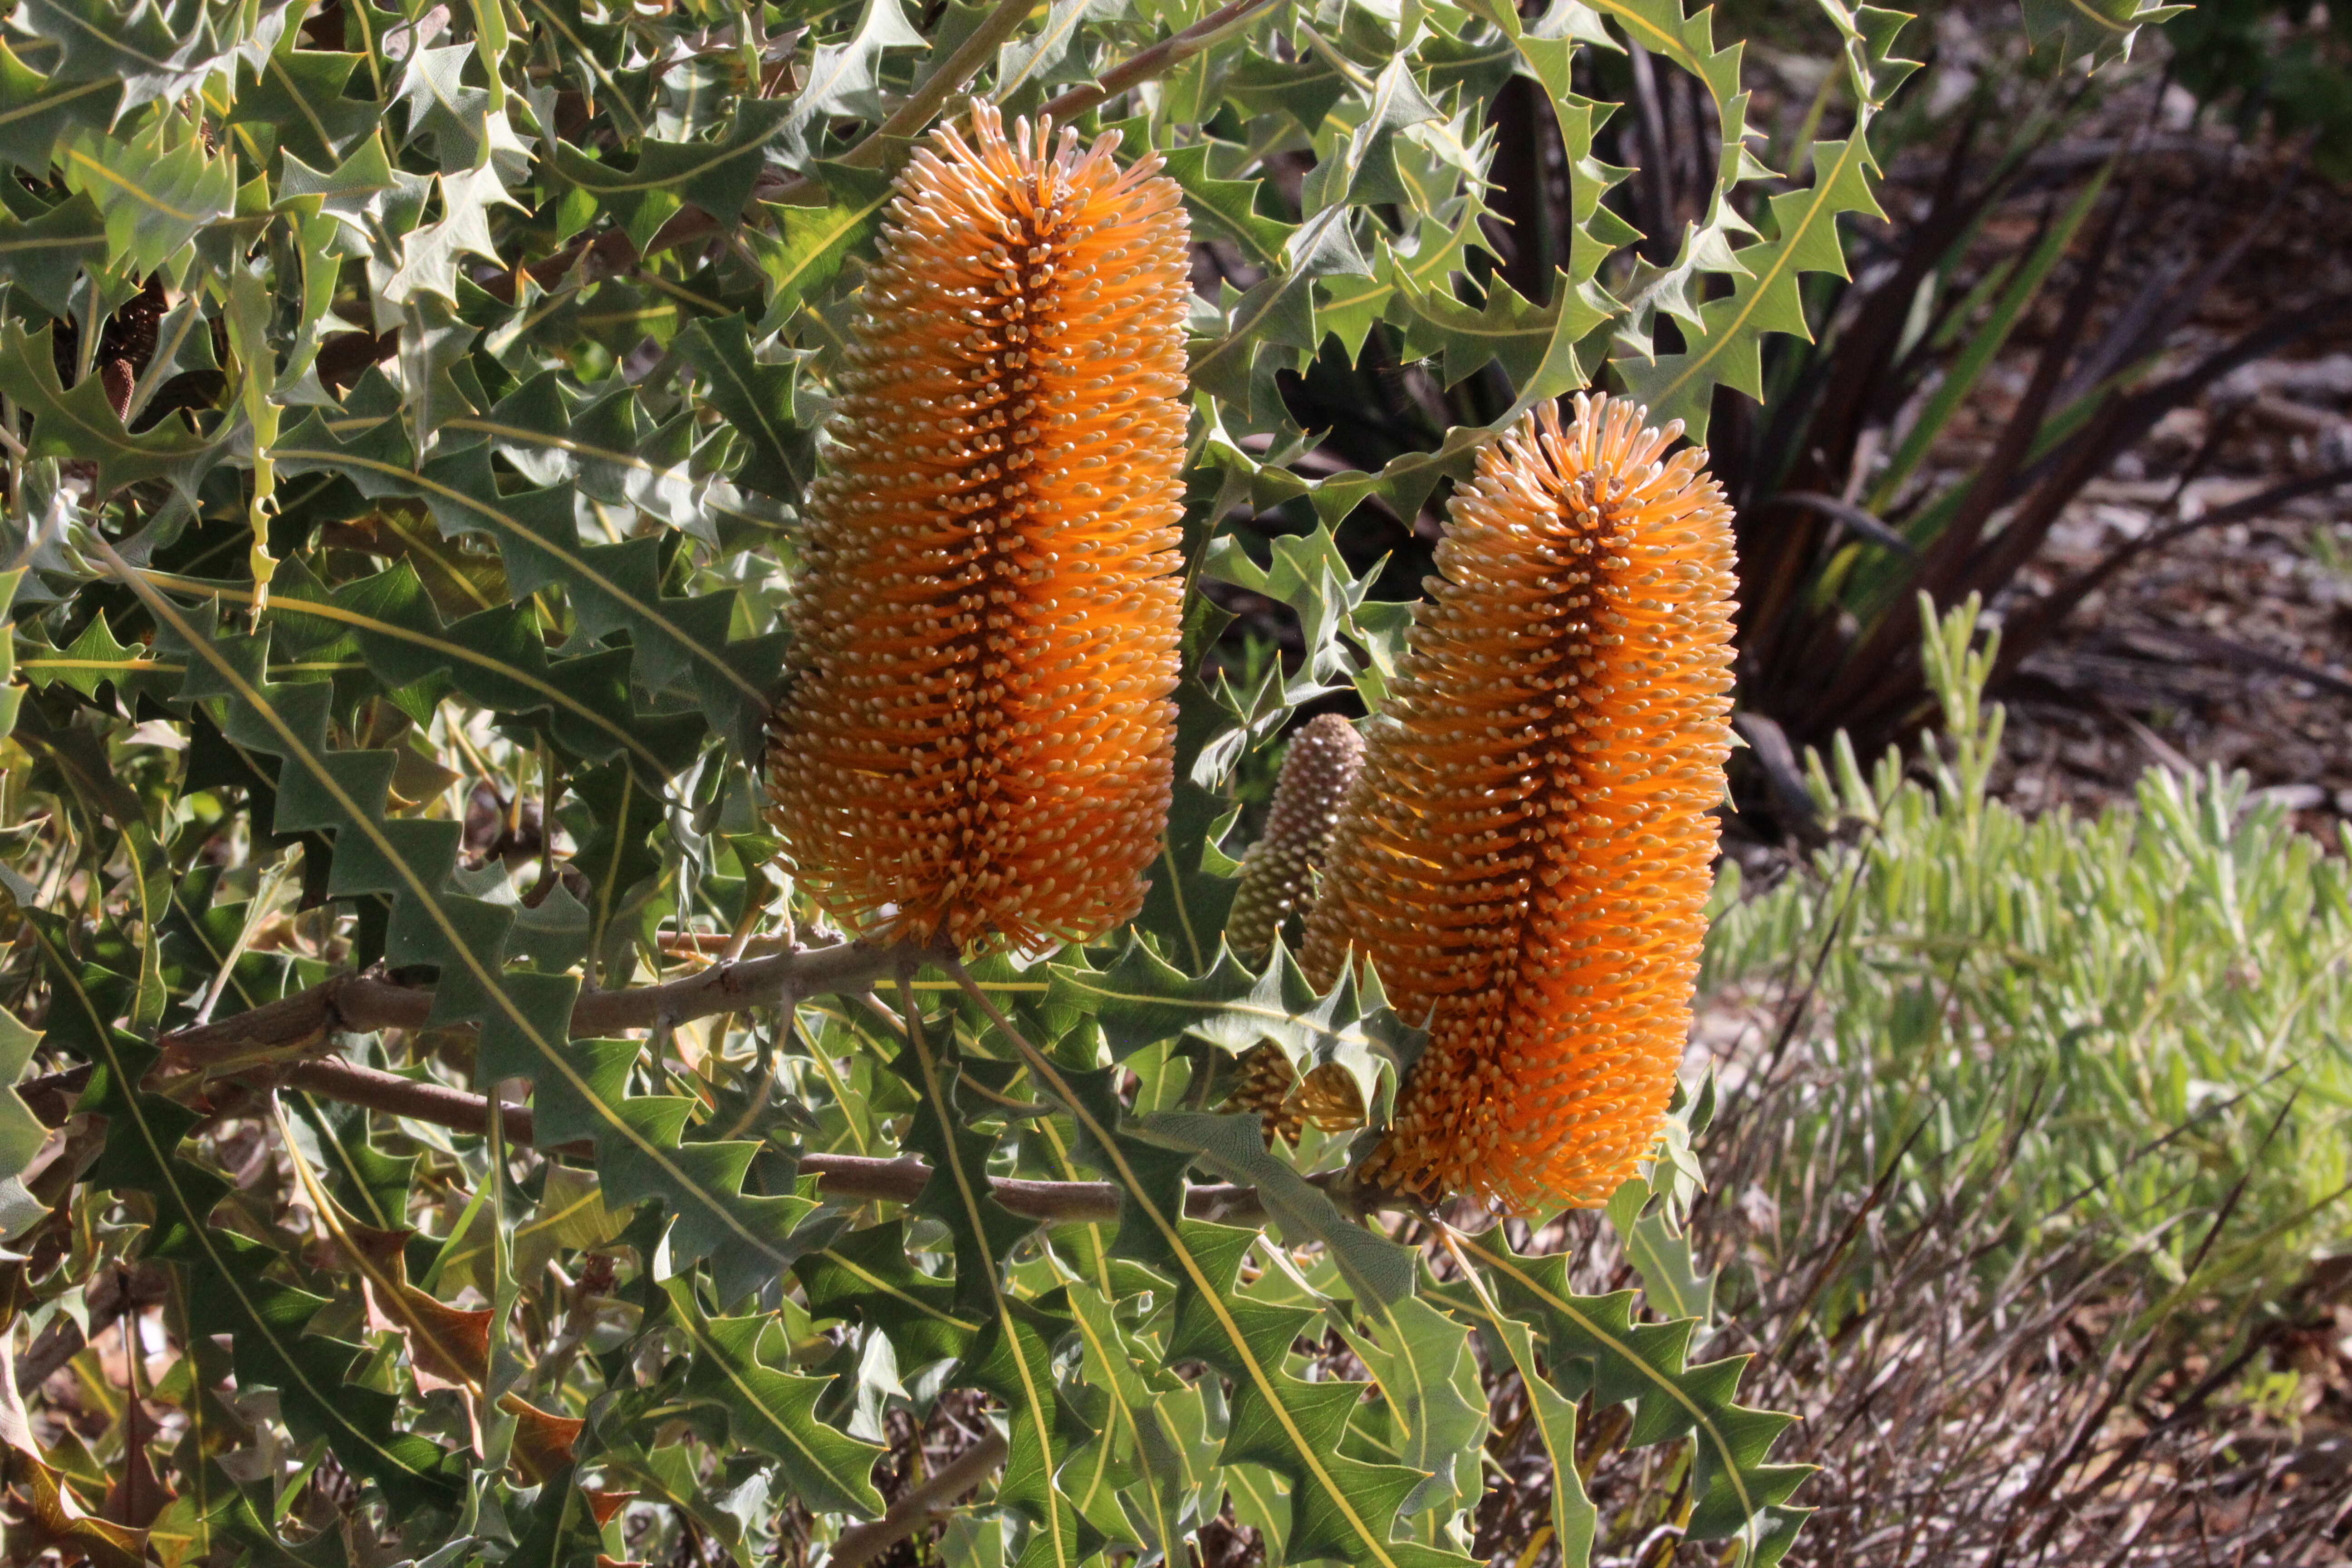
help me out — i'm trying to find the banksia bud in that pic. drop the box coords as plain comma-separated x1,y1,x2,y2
1224,714,1367,964
767,107,1191,954
1222,714,1369,1143
1303,393,1736,1213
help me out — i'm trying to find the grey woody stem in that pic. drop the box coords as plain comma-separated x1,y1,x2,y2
829,1429,1011,1568
81,1053,1275,1225
157,938,925,1067
1038,0,1281,118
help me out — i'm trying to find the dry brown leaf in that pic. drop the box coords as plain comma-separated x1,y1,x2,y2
498,1392,583,1484
343,1222,491,1394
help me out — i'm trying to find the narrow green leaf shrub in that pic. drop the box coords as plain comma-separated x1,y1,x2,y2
1704,598,2352,1325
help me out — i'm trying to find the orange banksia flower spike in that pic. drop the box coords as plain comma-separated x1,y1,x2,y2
1302,392,1737,1213
767,106,1191,954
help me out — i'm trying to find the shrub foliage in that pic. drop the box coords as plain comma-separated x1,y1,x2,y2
0,1,2158,1566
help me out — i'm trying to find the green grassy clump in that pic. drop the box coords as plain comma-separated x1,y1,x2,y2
1705,598,2352,1330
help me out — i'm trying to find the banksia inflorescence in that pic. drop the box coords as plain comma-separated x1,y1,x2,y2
1222,714,1370,1142
767,107,1191,954
1224,713,1367,964
1303,393,1737,1213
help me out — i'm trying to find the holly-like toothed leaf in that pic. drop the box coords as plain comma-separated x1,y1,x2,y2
264,557,706,783
444,372,701,533
745,164,896,330
16,0,229,112
1132,1110,1414,1309
24,936,470,1514
15,604,185,708
1612,133,1886,436
2019,0,2183,68
789,0,927,123
225,43,381,169
1160,142,1295,274
794,1221,981,1369
892,1013,1097,1568
0,323,231,497
1060,1279,1191,1561
58,116,236,277
270,408,786,754
0,191,106,319
546,98,794,252
675,313,815,500
0,1002,45,1177
1607,1177,1718,1327
1443,1253,1597,1568
1045,939,1406,1119
116,582,840,1308
663,1279,887,1517
0,40,121,172
1441,1231,1813,1564
1333,1296,1490,1520
1609,0,1917,437
1390,267,1614,394
561,758,670,971
964,1016,1471,1568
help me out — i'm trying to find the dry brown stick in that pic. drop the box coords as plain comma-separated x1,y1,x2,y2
197,1057,1274,1224
157,938,922,1065
830,1429,1011,1568
1038,0,1281,119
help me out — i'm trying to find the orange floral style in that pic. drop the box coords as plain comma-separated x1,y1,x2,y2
1302,393,1737,1213
767,107,1191,953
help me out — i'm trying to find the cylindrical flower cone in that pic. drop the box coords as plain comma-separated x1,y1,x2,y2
1303,393,1737,1212
1223,713,1370,1142
1225,713,1367,964
767,106,1191,954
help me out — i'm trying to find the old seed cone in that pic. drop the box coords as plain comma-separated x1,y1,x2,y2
1302,393,1737,1212
767,106,1191,953
1224,713,1367,964
1222,713,1371,1143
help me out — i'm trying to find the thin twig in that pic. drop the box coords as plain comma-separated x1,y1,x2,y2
830,1429,1010,1568
131,1053,1270,1224
1041,0,1282,119
157,938,924,1065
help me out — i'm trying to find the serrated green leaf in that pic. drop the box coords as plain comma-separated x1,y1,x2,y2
0,322,231,496
1447,1231,1812,1556
548,98,793,252
28,933,470,1513
226,44,381,169
113,574,834,1308
1444,1250,1597,1568
665,1279,887,1516
1132,1110,1413,1308
966,998,1472,1568
58,116,235,277
0,191,105,318
2019,0,2183,68
745,167,894,329
1337,1297,1488,1520
18,0,227,112
893,1007,1093,1568
270,410,785,753
0,1003,44,1176
0,40,121,172
675,313,813,500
